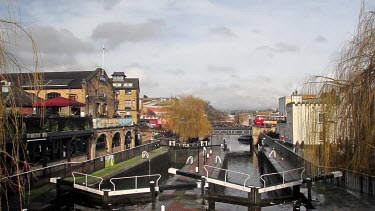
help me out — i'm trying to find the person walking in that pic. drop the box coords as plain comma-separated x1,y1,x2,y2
23,160,30,172
294,141,300,154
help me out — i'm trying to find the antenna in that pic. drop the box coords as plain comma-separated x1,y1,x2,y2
102,44,106,69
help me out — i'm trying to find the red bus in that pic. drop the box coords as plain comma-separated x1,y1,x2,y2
253,115,286,126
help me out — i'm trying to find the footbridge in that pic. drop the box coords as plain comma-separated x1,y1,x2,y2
212,127,252,135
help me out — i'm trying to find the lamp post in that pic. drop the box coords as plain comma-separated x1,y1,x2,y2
86,95,90,116
197,143,200,173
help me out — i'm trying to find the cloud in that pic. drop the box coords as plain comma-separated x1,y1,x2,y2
207,65,236,73
99,0,121,10
252,29,261,34
6,25,93,71
209,26,236,37
91,19,165,47
122,63,159,88
165,68,186,76
14,25,93,55
274,42,300,53
255,42,300,58
314,35,327,43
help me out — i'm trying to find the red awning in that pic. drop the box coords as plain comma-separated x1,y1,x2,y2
33,97,86,107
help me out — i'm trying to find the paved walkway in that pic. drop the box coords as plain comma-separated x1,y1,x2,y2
262,140,375,210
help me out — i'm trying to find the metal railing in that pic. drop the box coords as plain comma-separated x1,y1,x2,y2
109,174,161,194
3,141,161,189
204,165,251,188
72,172,104,191
260,167,305,188
260,133,375,196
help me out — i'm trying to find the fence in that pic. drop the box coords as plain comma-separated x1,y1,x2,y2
260,133,375,196
4,140,161,189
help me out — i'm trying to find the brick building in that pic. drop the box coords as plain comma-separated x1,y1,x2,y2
111,72,140,123
4,68,116,117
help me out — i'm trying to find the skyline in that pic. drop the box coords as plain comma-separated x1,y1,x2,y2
4,0,375,109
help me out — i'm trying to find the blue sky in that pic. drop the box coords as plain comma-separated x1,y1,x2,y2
4,0,375,109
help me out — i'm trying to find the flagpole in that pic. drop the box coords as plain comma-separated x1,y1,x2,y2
102,44,105,69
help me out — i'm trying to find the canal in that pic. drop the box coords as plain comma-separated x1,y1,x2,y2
64,134,296,210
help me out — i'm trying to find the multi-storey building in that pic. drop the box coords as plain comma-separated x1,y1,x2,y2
111,72,140,124
140,97,176,127
278,93,322,145
4,68,116,117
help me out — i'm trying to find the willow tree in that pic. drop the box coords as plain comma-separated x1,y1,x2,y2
304,7,375,174
0,7,42,209
165,95,211,142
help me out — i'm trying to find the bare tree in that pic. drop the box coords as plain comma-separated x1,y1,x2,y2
0,4,42,209
304,5,375,174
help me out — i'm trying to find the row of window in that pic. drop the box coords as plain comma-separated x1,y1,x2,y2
47,92,77,101
113,82,133,88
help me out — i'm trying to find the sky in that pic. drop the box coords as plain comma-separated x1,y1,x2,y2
3,0,375,110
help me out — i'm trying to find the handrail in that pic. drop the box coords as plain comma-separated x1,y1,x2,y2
215,156,222,164
259,167,305,188
142,151,150,159
317,166,375,178
204,165,251,189
3,162,82,180
110,174,162,192
3,141,161,180
186,156,194,165
72,172,104,191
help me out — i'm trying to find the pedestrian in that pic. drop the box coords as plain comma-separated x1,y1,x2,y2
294,141,300,154
23,160,30,172
300,141,304,149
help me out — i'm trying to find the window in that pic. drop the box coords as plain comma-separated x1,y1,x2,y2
125,90,131,95
319,113,325,123
69,94,76,101
125,100,132,110
124,83,133,87
113,76,124,81
113,83,122,87
46,92,61,99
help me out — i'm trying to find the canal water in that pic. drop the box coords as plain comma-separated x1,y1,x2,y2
65,134,295,210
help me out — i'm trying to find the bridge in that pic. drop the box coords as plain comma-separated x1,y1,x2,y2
212,126,277,145
212,127,252,135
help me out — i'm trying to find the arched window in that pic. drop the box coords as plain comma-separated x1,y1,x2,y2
46,92,61,99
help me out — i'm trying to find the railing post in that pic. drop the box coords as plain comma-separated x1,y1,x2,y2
56,177,61,209
201,176,206,205
253,187,261,204
293,185,300,198
369,176,373,196
150,181,156,208
103,189,110,203
248,186,254,203
306,178,312,202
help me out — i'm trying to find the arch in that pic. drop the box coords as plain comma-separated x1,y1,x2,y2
112,132,121,152
125,131,132,149
95,134,107,157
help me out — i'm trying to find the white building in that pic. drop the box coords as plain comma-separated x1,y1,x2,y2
277,94,323,145
286,102,322,145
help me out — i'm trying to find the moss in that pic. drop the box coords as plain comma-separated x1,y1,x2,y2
26,183,55,200
65,147,168,182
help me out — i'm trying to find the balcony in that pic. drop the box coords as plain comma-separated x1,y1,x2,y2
92,117,134,128
23,116,93,133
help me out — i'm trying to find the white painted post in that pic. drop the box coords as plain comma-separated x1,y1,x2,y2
161,205,166,211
